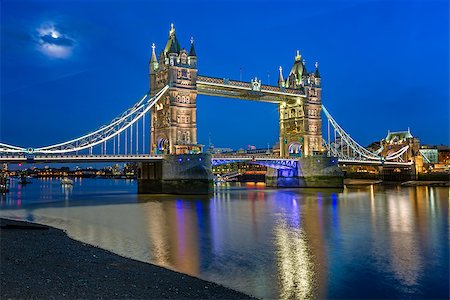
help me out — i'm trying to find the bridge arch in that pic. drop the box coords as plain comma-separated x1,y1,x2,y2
157,137,169,154
288,142,303,157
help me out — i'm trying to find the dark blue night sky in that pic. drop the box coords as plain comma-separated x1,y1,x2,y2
1,0,448,150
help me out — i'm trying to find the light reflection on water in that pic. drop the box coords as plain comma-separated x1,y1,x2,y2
0,178,448,299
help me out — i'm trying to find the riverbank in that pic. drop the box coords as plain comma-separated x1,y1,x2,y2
344,178,449,187
344,179,383,186
401,180,449,187
0,218,254,299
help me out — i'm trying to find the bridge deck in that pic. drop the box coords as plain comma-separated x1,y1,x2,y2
0,154,412,166
197,75,305,103
0,155,164,163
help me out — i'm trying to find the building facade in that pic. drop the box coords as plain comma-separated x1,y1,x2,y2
380,129,420,162
149,24,201,155
278,51,323,157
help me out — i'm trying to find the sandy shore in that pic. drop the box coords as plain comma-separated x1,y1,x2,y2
0,218,255,299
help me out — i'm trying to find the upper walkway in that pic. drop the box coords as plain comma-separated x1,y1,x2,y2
196,75,306,103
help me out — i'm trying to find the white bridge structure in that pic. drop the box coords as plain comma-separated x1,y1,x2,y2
0,87,410,167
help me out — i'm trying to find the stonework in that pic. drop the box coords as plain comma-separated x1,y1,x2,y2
150,25,201,155
266,156,343,188
278,53,323,158
138,154,213,194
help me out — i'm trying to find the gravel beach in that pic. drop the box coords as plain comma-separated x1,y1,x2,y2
0,218,255,299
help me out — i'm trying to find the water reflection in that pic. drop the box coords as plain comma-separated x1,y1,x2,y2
0,179,448,299
275,219,316,299
387,191,421,291
61,184,73,200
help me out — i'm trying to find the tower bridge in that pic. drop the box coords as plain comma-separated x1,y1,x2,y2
0,24,418,193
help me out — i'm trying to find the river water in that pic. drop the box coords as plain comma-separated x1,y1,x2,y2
1,178,448,299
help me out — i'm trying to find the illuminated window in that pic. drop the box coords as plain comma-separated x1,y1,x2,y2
290,109,296,117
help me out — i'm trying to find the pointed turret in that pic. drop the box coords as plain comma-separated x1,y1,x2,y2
169,40,178,54
289,50,306,88
301,59,308,77
278,66,284,87
314,61,320,78
314,61,321,86
164,23,181,56
189,37,196,57
295,50,301,62
150,43,158,73
188,37,197,68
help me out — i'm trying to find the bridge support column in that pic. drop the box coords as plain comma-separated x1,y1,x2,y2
138,154,213,194
266,157,343,188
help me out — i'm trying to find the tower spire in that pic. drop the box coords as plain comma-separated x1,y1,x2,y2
314,61,320,78
151,43,157,61
164,23,181,55
278,66,284,87
302,59,308,77
295,50,301,62
189,36,196,56
150,43,158,72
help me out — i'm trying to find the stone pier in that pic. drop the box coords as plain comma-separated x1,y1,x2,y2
138,154,213,194
266,156,343,188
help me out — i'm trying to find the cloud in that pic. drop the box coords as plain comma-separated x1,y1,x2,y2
40,34,75,47
35,22,76,58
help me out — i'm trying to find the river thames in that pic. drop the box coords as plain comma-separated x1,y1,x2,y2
1,178,448,299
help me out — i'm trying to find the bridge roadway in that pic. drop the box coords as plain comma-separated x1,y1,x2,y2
0,154,412,167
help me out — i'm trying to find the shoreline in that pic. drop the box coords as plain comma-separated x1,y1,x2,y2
0,218,255,299
344,179,382,186
400,180,449,187
344,178,449,187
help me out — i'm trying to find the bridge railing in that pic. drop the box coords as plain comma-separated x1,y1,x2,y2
0,154,164,160
211,154,296,161
197,75,304,96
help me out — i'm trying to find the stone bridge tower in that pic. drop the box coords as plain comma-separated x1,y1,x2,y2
278,51,322,157
149,24,201,155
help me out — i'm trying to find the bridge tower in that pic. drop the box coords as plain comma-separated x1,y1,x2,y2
149,24,201,155
278,52,322,158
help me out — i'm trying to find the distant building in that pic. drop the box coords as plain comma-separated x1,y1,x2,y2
437,145,450,165
366,141,381,153
419,145,450,173
419,147,439,164
380,129,420,162
209,147,234,154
